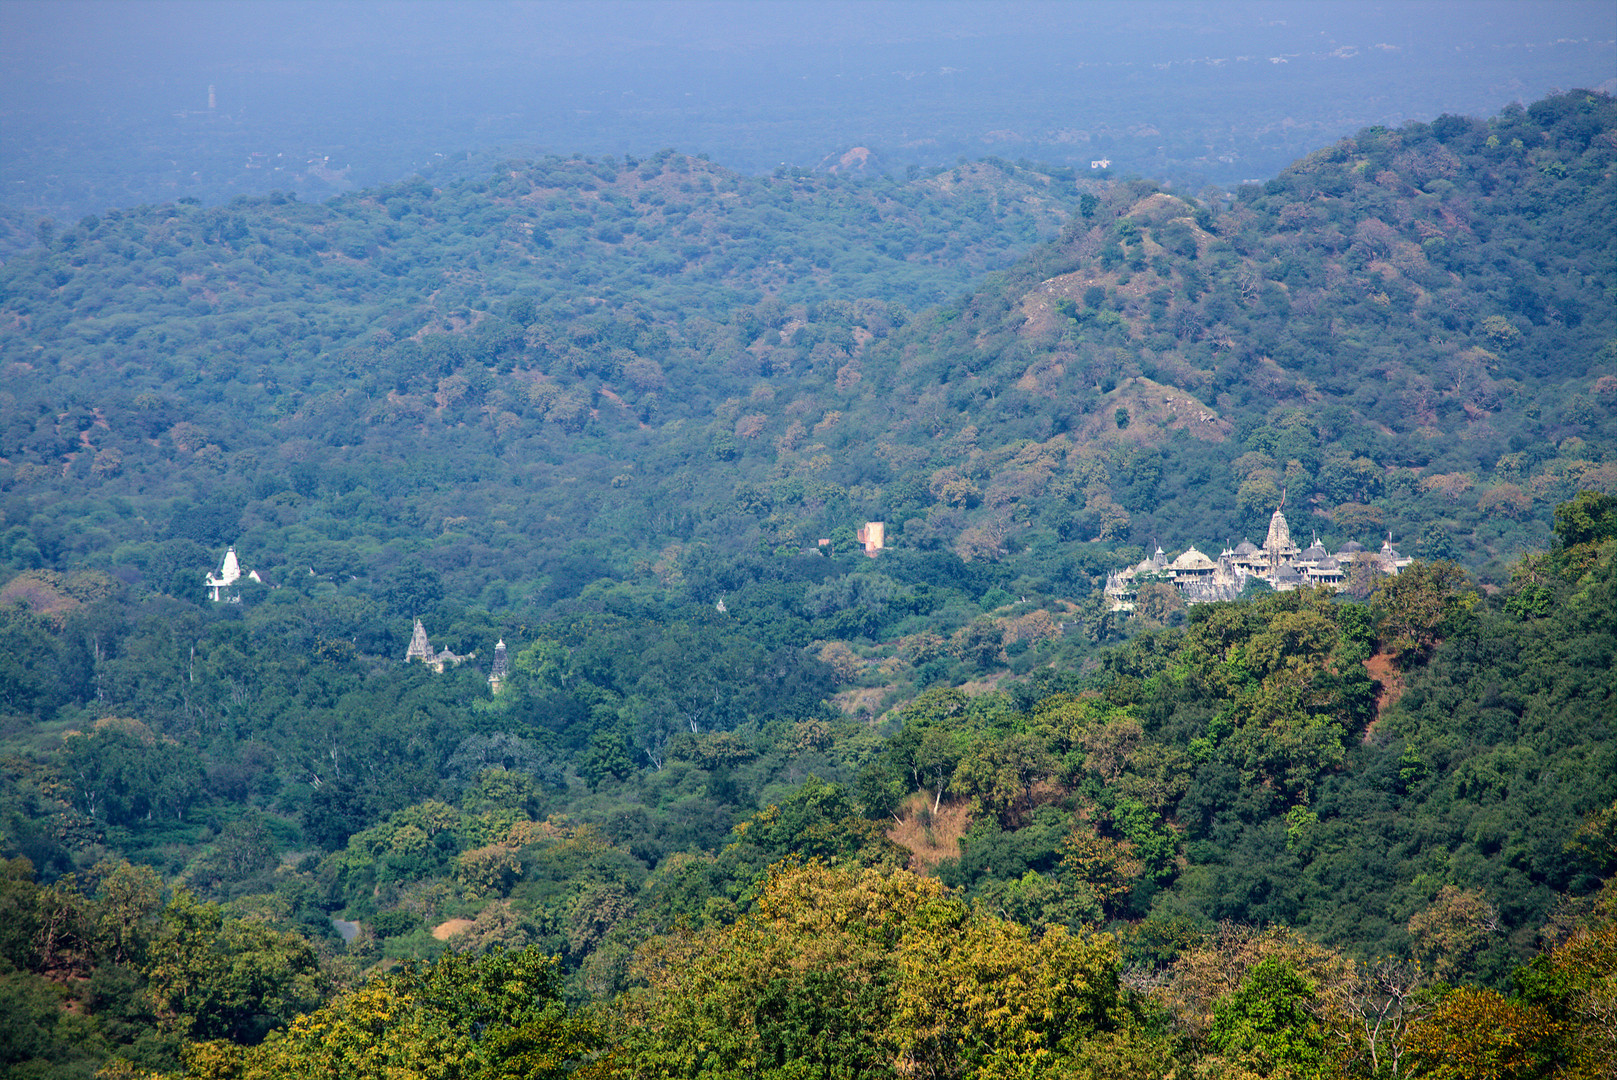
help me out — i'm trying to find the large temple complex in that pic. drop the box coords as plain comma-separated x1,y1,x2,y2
1103,506,1412,611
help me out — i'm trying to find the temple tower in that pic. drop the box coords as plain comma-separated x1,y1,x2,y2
489,639,508,693
205,546,243,601
405,618,433,663
1264,503,1298,575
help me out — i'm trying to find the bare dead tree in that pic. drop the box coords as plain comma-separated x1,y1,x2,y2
1354,958,1430,1079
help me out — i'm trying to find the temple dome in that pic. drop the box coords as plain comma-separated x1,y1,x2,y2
1170,546,1216,572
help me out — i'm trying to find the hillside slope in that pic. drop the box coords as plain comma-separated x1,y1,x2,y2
0,153,1088,606
0,96,1614,1080
1,96,1612,624
824,91,1616,579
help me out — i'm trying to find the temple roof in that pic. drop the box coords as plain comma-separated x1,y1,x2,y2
1234,539,1259,555
1171,546,1216,571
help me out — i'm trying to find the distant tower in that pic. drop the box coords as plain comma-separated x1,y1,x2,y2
488,639,508,693
405,618,433,663
208,84,217,110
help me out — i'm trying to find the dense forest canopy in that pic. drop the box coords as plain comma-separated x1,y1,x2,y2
0,92,1613,1078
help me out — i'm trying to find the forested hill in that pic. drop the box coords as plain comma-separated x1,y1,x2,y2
857,92,1617,575
0,92,1612,631
0,151,1094,608
0,94,1614,1080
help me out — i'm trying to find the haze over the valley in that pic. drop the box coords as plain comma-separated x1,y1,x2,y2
2,0,1612,223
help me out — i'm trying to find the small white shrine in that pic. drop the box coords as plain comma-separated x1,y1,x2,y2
205,547,264,602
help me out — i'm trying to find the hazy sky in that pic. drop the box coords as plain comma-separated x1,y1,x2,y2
5,1,1612,58
2,1,1612,216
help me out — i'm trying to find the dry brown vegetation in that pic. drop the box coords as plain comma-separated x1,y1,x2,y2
1362,650,1406,742
886,792,972,876
1034,376,1232,447
831,685,892,720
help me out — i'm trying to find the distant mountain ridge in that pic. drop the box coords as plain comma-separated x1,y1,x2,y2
0,92,1611,620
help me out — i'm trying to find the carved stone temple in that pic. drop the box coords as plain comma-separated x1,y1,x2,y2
1103,505,1412,612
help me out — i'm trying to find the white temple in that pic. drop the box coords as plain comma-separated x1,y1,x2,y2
1103,506,1412,611
205,546,265,602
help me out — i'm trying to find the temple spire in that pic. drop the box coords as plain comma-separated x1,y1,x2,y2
405,618,433,662
488,638,508,693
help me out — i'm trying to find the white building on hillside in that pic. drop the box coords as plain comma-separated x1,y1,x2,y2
205,547,267,601
1102,506,1414,611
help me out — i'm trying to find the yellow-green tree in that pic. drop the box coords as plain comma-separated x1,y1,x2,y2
1403,987,1559,1080
610,861,1143,1080
1406,885,1501,984
143,891,327,1045
184,946,599,1080
91,858,163,966
1512,878,1617,1079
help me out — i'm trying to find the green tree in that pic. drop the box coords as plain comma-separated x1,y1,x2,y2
952,733,1055,828
1205,957,1330,1079
1371,561,1475,666
1553,490,1617,581
582,726,636,788
383,558,444,619
144,891,327,1044
58,721,205,825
